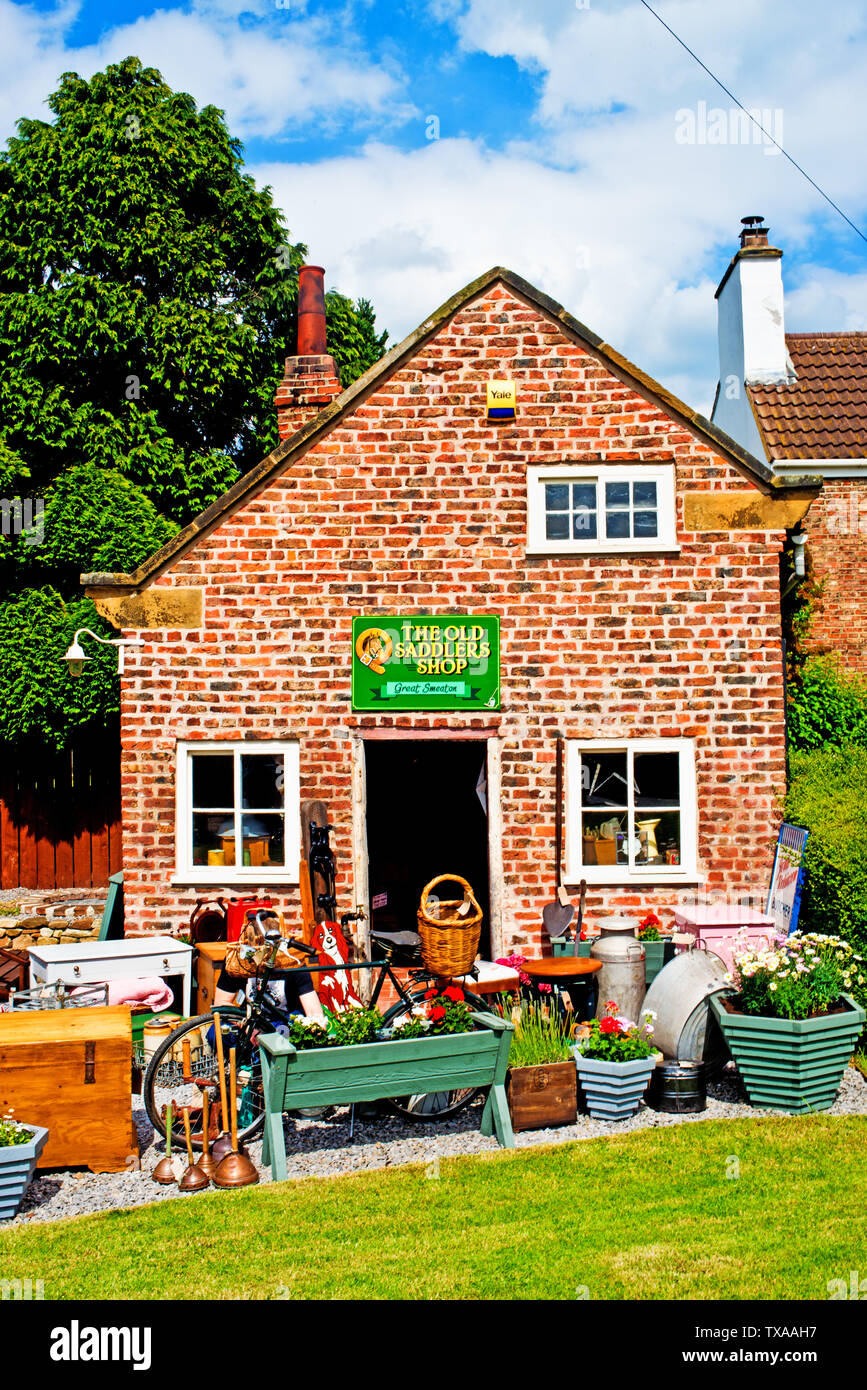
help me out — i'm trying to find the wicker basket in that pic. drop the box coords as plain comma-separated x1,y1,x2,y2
416,874,483,978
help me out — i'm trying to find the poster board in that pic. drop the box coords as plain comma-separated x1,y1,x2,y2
765,823,809,937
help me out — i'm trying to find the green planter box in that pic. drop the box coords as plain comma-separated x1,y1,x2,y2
259,1011,515,1177
0,1123,49,1221
710,993,865,1114
642,937,675,987
551,937,593,958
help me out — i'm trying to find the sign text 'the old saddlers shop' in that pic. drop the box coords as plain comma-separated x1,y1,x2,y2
351,616,500,711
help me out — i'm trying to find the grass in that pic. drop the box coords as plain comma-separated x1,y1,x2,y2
1,1116,865,1300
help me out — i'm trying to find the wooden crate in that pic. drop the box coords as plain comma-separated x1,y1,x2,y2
507,1061,578,1132
0,1005,138,1172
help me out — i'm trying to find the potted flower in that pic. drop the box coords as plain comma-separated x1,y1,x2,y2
0,1110,49,1220
710,935,866,1113
504,1001,577,1131
574,1001,659,1120
637,912,675,987
259,988,515,1176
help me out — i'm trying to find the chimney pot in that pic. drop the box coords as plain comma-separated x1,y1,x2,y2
739,215,770,249
297,264,328,356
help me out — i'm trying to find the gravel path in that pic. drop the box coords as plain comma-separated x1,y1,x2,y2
7,1063,867,1228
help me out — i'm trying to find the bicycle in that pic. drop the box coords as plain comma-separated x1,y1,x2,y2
142,922,488,1151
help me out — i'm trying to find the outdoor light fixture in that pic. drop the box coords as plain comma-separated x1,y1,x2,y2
63,627,144,677
791,530,807,578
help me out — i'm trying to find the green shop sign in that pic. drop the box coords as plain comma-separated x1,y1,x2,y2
351,616,500,711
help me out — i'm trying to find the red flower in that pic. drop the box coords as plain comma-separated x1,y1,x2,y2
429,1005,446,1021
443,986,464,1002
599,1016,622,1034
424,989,436,1000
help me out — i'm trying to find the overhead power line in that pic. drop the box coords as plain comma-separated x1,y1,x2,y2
638,0,867,247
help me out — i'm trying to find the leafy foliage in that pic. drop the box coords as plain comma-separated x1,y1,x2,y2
785,746,867,957
732,936,844,1020
577,1000,655,1061
0,58,387,750
787,655,867,750
0,589,119,749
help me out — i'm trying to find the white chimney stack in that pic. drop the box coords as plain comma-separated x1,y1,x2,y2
711,216,791,461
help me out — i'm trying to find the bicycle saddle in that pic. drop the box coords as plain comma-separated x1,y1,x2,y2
370,929,422,948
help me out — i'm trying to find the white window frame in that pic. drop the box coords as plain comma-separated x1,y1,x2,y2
175,740,301,885
527,463,678,555
565,738,698,884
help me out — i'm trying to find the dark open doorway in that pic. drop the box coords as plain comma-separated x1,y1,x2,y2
364,740,491,958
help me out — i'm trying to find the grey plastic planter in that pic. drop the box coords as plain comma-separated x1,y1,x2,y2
0,1124,49,1220
710,993,865,1114
573,1050,657,1120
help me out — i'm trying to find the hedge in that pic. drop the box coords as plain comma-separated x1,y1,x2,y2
785,745,867,958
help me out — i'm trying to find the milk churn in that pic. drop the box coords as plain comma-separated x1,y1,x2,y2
590,916,646,1022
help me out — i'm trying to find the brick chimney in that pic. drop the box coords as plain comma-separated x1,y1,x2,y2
274,265,342,440
710,216,790,461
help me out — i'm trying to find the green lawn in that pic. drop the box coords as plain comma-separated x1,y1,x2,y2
1,1116,865,1300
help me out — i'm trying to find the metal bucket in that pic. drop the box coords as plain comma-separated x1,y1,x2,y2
642,949,731,1072
591,917,646,1023
647,1060,707,1113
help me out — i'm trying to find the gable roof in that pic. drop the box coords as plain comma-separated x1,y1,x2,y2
83,266,813,592
747,332,867,460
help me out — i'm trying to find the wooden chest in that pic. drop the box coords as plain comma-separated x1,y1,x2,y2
0,1005,138,1172
506,1060,578,1132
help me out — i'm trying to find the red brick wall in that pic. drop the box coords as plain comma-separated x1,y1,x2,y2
801,480,867,674
118,282,788,957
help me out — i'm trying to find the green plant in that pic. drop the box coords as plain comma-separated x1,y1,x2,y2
795,933,867,1015
0,1111,33,1148
731,936,844,1020
327,1008,384,1047
787,656,867,751
785,746,867,957
506,1001,572,1068
637,912,663,942
577,1001,656,1062
285,1017,336,1051
392,985,475,1039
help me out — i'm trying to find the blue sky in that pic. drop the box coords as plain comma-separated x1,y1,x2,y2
2,0,866,413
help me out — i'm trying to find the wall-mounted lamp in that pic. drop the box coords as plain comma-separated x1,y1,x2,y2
63,627,144,677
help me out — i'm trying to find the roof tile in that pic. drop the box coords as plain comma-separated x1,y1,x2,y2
748,333,867,458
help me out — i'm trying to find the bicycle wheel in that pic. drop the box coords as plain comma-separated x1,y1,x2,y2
142,1008,267,1150
380,988,489,1121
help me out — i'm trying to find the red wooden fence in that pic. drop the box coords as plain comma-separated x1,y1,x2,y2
0,733,121,890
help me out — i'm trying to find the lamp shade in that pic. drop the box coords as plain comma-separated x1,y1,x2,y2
63,639,89,677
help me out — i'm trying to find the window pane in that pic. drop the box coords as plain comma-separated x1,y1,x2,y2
634,811,680,866
192,812,234,867
606,510,630,539
573,509,597,539
572,483,596,510
241,814,285,868
633,481,658,507
582,811,626,866
605,481,629,507
581,752,628,807
545,483,569,511
191,755,233,809
633,510,658,538
241,754,284,810
546,512,570,540
633,752,680,806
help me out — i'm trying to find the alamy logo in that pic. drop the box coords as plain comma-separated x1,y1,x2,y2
1,1277,44,1300
0,497,44,546
50,1321,152,1370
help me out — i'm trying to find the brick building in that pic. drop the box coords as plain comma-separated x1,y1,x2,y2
84,265,816,957
711,217,867,674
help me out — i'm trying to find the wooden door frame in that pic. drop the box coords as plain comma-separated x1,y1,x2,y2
350,732,504,967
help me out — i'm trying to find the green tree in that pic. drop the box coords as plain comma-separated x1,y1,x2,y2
0,58,387,750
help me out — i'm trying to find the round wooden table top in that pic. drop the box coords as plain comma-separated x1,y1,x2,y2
521,956,602,980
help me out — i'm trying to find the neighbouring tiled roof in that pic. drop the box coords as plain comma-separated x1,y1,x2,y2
748,332,867,459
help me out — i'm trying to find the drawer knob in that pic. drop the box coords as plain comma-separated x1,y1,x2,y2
162,958,170,970
73,965,81,977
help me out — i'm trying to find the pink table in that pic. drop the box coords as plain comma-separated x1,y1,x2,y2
673,905,776,974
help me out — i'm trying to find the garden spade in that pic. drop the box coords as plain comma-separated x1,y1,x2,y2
542,734,574,941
